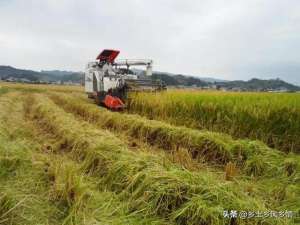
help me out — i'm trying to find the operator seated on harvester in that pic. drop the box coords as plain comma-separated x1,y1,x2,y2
84,49,165,110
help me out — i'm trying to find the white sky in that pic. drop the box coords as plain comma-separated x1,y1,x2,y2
0,0,300,84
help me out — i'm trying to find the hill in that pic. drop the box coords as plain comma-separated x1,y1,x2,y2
0,66,83,83
152,72,208,87
218,78,300,91
41,70,84,83
134,69,225,85
152,72,300,91
0,66,49,81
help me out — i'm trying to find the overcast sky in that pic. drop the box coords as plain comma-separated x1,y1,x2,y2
0,0,299,84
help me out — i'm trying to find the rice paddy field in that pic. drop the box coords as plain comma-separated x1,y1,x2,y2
128,90,300,153
0,82,299,225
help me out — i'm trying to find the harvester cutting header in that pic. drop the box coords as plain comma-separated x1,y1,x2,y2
85,49,165,110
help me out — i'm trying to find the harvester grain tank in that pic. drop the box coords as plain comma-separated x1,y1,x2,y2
85,49,165,110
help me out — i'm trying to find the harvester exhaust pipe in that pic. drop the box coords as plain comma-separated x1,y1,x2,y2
146,62,153,76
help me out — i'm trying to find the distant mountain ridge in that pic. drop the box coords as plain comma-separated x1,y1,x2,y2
218,78,300,91
0,65,49,81
0,65,299,91
41,70,77,76
151,71,300,91
0,66,83,83
152,72,208,87
150,71,300,91
132,68,227,83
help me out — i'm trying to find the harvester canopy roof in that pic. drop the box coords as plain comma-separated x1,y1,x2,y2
96,49,120,63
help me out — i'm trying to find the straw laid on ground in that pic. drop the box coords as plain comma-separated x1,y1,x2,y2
0,93,66,224
0,93,169,225
43,154,171,225
50,94,298,178
26,94,294,225
0,133,166,225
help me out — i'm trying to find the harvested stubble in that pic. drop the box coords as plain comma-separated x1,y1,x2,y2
26,94,293,225
50,94,297,178
127,91,300,153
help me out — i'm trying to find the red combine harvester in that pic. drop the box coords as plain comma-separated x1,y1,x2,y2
84,49,165,110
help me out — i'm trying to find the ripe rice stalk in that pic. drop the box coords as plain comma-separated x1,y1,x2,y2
47,158,90,209
224,162,238,181
127,91,300,153
169,147,200,171
0,193,16,224
39,153,170,225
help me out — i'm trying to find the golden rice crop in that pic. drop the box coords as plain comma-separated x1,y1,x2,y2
128,90,300,153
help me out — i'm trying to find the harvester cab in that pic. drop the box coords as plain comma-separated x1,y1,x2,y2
85,49,165,110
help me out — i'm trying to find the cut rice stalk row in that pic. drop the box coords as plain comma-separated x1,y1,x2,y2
25,94,291,225
0,93,168,225
43,154,170,225
50,93,298,178
0,93,67,224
